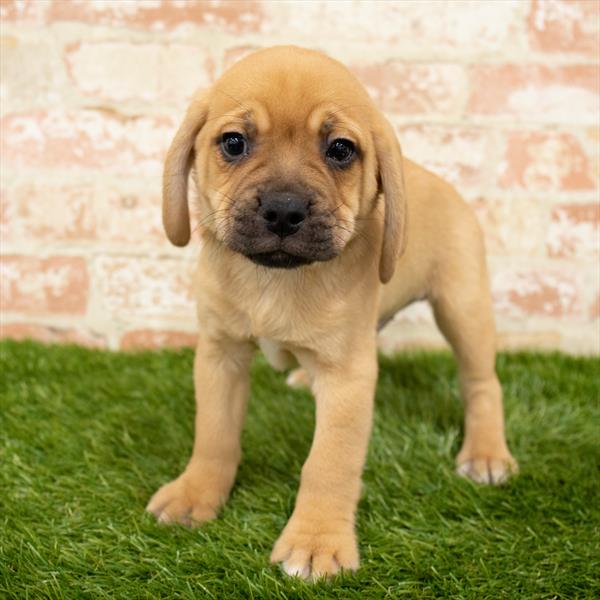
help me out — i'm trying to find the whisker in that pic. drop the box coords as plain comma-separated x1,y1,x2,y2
328,202,346,217
335,222,378,255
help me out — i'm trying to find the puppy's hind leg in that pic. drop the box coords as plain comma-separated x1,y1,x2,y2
258,338,296,371
286,367,313,390
258,339,312,390
431,265,518,485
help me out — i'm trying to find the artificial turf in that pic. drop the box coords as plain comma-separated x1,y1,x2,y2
1,340,598,599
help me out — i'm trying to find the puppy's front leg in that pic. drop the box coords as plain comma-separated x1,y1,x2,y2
271,346,377,580
147,334,253,525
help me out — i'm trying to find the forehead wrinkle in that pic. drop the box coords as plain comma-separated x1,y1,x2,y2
249,100,271,134
208,97,271,135
306,104,364,143
307,104,331,136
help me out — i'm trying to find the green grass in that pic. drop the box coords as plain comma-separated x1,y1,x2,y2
1,340,599,599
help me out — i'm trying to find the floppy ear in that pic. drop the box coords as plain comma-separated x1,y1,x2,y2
373,114,408,284
162,90,211,246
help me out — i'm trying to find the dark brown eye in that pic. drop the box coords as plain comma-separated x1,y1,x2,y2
221,132,247,160
326,138,355,166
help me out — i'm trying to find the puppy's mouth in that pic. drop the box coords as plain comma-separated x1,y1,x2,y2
222,201,347,269
246,250,314,269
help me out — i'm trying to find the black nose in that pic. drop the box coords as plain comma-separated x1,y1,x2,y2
258,192,308,238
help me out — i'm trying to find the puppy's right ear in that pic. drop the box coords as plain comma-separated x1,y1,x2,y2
162,90,210,246
373,113,408,284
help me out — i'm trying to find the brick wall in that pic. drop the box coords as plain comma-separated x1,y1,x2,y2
1,0,598,354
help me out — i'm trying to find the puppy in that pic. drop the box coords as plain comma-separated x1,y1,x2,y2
147,46,517,580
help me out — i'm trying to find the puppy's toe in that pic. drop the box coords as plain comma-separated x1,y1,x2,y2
146,475,219,526
282,548,311,579
311,553,340,580
286,368,311,389
271,517,358,582
456,454,518,485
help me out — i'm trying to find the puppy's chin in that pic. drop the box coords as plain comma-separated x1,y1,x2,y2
246,251,314,269
224,229,342,270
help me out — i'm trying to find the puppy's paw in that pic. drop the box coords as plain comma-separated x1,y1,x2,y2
286,368,312,389
456,450,518,485
146,473,222,526
270,517,358,581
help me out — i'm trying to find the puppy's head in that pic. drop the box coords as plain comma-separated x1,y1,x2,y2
163,46,406,283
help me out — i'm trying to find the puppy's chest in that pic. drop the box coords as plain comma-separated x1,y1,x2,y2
209,275,341,346
233,286,326,343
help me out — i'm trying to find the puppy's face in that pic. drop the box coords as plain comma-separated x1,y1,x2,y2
194,51,380,270
163,47,407,282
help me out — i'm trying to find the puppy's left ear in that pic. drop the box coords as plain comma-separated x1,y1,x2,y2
162,89,211,246
373,114,408,284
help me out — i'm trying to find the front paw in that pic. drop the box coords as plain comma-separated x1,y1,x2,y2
146,471,224,526
456,446,518,485
270,516,359,581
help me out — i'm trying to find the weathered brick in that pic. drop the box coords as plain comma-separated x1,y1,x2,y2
120,329,197,350
160,44,215,104
0,322,106,347
496,330,562,351
528,0,600,56
585,127,600,184
590,293,600,320
470,197,546,256
0,256,89,315
378,327,447,353
0,0,46,22
222,45,263,71
263,1,522,53
94,256,195,320
352,62,466,116
546,203,600,258
48,0,264,33
1,110,174,174
1,0,598,355
95,184,167,246
498,131,596,191
493,269,581,318
64,42,214,105
470,65,599,124
1,182,96,244
0,181,167,247
0,36,68,113
398,125,492,189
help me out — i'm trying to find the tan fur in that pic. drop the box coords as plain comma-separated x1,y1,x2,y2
147,46,517,580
